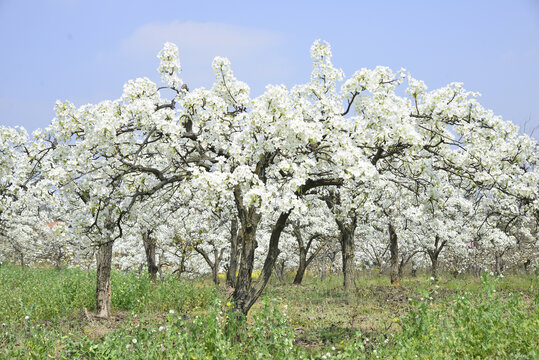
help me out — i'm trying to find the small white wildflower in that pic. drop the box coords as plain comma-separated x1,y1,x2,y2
159,326,165,332
24,316,29,320
169,309,175,314
430,277,435,281
132,338,137,344
331,346,336,350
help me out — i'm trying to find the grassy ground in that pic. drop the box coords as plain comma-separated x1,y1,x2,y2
0,265,537,359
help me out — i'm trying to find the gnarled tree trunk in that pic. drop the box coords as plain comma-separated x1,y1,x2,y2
213,249,222,285
226,218,239,287
338,219,358,292
388,222,400,286
96,240,113,318
292,224,325,285
399,250,421,278
274,258,286,283
293,247,308,285
194,246,225,285
142,230,159,282
427,235,446,279
325,191,358,292
234,210,290,315
231,177,343,315
231,185,291,315
232,186,262,314
494,251,504,275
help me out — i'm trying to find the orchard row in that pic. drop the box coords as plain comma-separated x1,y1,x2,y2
0,41,537,317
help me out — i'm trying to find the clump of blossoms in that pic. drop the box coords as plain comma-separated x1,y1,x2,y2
157,42,182,89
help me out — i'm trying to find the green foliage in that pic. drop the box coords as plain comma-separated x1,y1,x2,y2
0,264,94,323
0,265,219,324
376,273,539,359
0,266,537,359
62,298,299,360
111,271,218,314
0,321,65,359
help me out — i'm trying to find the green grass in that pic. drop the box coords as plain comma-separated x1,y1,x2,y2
375,274,539,359
0,265,95,323
0,265,537,359
0,265,219,324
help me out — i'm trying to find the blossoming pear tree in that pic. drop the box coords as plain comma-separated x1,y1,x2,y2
0,126,67,267
40,45,195,317
0,126,31,255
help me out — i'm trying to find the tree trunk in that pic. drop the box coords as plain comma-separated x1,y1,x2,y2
54,247,63,271
177,248,187,278
320,261,327,281
231,175,341,315
427,235,446,279
274,258,286,283
524,259,531,273
232,208,261,314
398,257,405,278
324,191,357,292
293,247,307,285
212,249,221,285
142,231,159,282
337,218,357,292
494,252,503,275
291,224,324,285
194,246,222,285
388,222,400,286
430,254,439,279
96,240,113,318
226,218,239,288
232,208,290,315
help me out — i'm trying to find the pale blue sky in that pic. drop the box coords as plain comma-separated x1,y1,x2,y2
1,0,538,137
